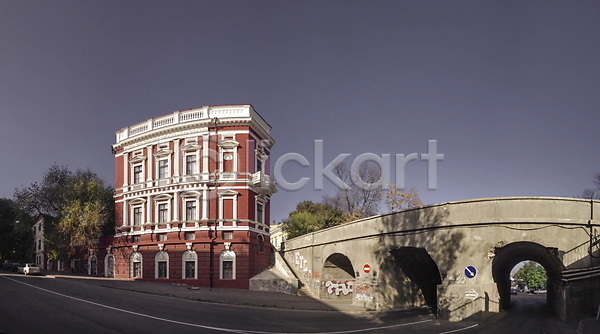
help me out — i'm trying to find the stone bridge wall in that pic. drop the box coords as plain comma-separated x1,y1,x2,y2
282,197,600,322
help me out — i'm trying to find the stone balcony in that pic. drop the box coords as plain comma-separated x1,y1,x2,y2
252,171,277,195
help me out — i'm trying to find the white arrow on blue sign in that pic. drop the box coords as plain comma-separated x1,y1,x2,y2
464,266,477,278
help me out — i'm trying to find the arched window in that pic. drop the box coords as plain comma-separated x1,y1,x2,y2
182,250,198,279
155,251,169,279
130,252,143,278
105,254,115,278
220,249,236,279
257,235,264,253
88,255,98,276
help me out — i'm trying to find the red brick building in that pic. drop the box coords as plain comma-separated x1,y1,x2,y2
108,105,276,289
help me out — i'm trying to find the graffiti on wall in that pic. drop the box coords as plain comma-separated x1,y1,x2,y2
324,280,354,296
354,282,373,302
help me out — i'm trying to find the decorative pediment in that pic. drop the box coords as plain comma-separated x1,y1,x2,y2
181,143,202,152
180,191,201,198
129,155,147,164
153,148,173,157
218,139,239,149
218,189,239,197
129,198,147,205
153,194,173,201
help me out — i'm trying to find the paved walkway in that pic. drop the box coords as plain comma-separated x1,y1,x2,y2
40,270,368,313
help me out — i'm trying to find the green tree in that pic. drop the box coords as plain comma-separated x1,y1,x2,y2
514,261,547,289
282,201,344,239
57,176,113,257
0,198,30,260
13,165,115,259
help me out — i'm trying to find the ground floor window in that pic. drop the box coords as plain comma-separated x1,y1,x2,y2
133,262,142,278
131,252,143,278
220,250,236,279
155,251,169,279
157,261,167,278
185,261,195,279
70,257,81,272
89,256,97,276
105,254,114,278
222,261,233,279
182,250,197,279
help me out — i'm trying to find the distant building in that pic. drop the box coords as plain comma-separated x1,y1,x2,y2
109,105,276,289
31,214,56,270
269,222,286,251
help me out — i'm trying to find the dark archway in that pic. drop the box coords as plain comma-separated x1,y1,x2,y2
322,253,355,300
389,246,442,313
323,253,355,280
492,241,564,310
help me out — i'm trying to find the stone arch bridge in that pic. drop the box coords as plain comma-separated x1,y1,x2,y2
280,197,600,322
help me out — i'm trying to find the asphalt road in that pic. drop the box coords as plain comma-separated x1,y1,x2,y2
0,272,579,334
469,294,578,334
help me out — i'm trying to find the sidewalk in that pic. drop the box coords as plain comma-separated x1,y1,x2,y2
40,269,369,313
578,318,600,334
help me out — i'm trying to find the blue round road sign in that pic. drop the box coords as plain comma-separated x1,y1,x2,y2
464,266,477,278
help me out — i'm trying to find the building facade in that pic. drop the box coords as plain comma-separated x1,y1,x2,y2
109,104,276,289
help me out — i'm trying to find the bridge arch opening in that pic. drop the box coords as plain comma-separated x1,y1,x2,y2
321,253,355,300
389,246,442,313
492,241,563,310
323,253,355,280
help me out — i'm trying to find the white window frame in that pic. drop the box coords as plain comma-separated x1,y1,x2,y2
220,250,236,280
256,202,264,224
104,254,115,278
130,252,143,278
185,200,197,221
157,202,169,223
157,159,169,179
182,250,198,279
133,164,143,184
88,255,98,276
185,154,197,176
132,206,143,226
155,251,169,279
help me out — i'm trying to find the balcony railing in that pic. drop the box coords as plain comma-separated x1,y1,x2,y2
115,104,271,144
252,171,277,195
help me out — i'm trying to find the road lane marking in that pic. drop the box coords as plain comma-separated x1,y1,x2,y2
1,275,478,334
439,324,479,333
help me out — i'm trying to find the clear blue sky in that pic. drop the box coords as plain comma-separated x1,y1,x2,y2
1,1,599,223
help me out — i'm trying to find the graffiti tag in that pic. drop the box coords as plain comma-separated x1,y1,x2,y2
325,280,354,296
355,293,373,302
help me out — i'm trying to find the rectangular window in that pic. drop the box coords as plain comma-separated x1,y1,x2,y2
185,201,196,221
157,233,167,242
158,160,168,179
132,235,141,243
223,231,233,240
185,261,195,279
256,159,263,173
158,203,168,223
222,261,233,279
185,155,197,175
133,207,142,226
157,261,167,278
185,231,195,240
133,165,142,184
256,203,264,224
133,262,142,278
